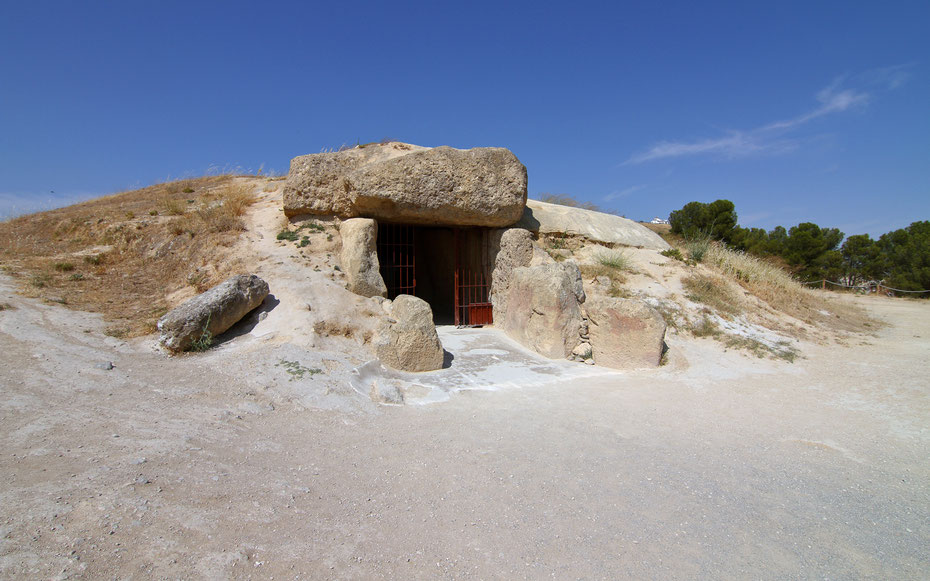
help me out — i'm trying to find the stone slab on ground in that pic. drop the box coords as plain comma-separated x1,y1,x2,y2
157,274,269,352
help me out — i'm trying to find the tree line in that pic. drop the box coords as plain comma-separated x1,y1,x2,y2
668,200,930,294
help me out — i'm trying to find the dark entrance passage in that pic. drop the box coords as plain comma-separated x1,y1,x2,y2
376,223,493,326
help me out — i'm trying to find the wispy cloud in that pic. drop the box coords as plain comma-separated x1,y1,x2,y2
603,184,646,201
624,66,910,165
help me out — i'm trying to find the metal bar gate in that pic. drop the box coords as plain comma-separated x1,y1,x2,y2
377,223,416,298
454,229,493,327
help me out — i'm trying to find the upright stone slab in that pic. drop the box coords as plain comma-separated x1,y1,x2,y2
284,142,527,227
585,296,667,369
490,228,534,321
339,218,387,298
374,295,444,372
499,263,584,359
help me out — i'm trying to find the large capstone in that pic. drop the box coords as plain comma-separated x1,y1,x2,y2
585,296,667,369
157,274,269,352
339,218,387,298
374,295,444,372
283,142,527,227
499,262,585,359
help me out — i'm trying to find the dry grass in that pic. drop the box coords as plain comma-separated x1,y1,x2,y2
704,242,874,332
682,273,742,316
592,247,631,271
0,176,260,337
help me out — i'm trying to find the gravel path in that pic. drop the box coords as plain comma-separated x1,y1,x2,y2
1,278,927,579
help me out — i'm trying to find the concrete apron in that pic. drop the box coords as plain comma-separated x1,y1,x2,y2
350,326,618,405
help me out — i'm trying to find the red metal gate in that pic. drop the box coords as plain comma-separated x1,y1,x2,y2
454,229,493,327
377,223,416,298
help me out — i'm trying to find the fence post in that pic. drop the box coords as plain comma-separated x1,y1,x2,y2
822,279,826,290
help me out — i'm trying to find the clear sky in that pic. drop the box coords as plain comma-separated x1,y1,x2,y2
1,0,927,238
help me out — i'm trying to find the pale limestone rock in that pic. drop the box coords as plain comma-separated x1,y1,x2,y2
586,296,667,369
518,200,670,250
374,295,444,372
490,228,534,321
157,274,269,352
499,263,584,359
339,218,387,298
284,142,527,227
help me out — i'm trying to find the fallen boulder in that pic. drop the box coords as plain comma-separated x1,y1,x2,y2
499,262,584,359
339,218,387,298
284,142,527,227
157,274,269,352
373,295,444,372
585,296,667,369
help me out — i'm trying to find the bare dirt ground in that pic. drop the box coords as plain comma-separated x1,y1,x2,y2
1,264,928,579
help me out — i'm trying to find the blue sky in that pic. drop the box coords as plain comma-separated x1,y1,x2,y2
1,1,927,238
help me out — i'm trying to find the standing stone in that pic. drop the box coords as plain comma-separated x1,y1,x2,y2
374,295,444,372
490,228,534,320
157,274,269,352
585,296,667,369
499,263,584,359
283,142,528,227
339,218,387,298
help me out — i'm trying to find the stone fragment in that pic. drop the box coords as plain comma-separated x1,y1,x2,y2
339,218,387,298
373,295,444,372
585,296,667,369
572,342,593,360
283,143,527,227
499,263,584,359
157,274,269,352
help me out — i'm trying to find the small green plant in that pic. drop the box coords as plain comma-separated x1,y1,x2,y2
149,209,158,216
594,248,630,271
183,187,195,194
125,211,135,220
277,229,299,242
276,359,322,381
69,273,84,281
548,236,566,249
188,316,214,352
660,248,684,261
299,236,310,247
83,254,103,265
685,237,711,262
326,233,333,241
53,262,75,272
0,302,13,311
333,265,341,272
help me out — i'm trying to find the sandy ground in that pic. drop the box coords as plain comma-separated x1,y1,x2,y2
1,260,929,580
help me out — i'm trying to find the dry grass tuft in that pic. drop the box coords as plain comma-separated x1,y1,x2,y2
0,176,260,337
704,242,874,332
682,273,742,316
593,247,631,271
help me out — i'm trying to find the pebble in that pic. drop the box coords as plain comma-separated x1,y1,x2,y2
94,362,114,370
